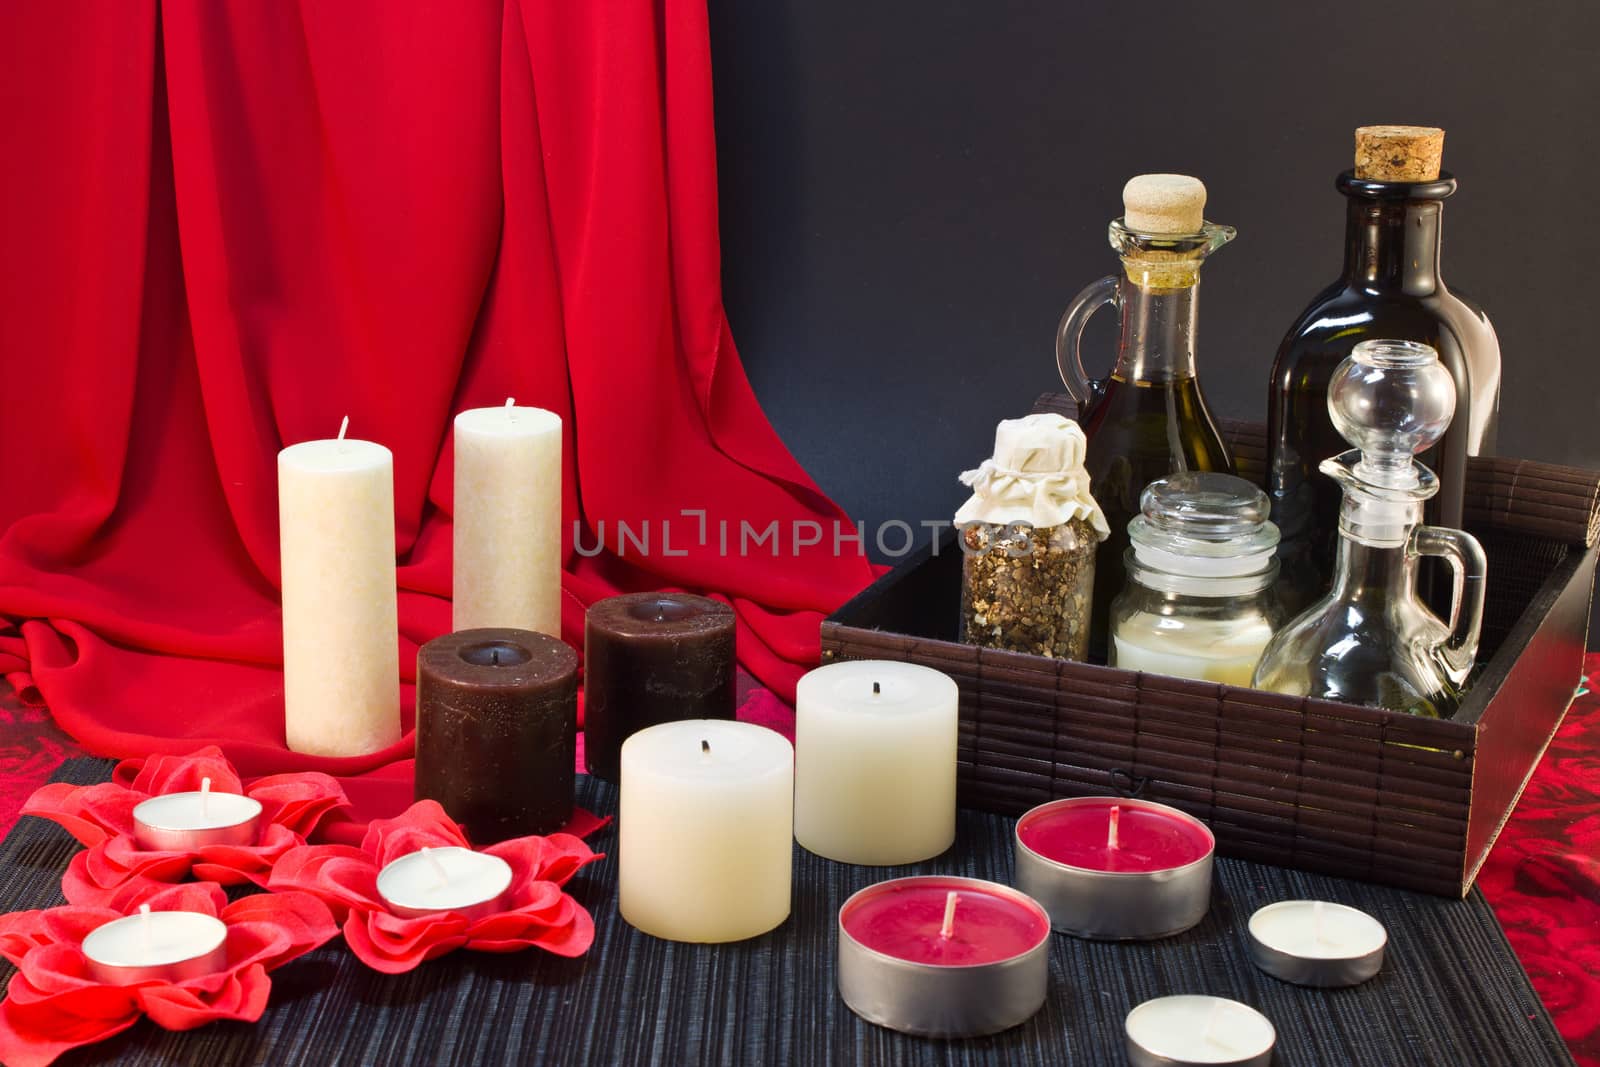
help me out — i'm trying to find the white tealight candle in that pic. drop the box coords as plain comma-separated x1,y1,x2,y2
376,846,514,920
1125,995,1276,1067
619,720,793,943
452,401,563,635
132,776,264,852
794,660,957,865
278,420,401,757
81,904,229,985
1248,899,1388,987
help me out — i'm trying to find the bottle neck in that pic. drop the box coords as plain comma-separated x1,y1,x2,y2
1113,273,1200,383
1339,185,1447,296
1328,536,1416,604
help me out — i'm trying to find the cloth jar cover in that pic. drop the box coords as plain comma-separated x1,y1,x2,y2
954,414,1109,534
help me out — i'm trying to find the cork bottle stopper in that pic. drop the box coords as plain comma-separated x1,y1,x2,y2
1122,174,1206,234
1354,126,1445,182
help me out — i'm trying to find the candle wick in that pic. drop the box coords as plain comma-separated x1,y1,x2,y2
939,891,959,940
700,739,711,761
505,397,516,423
872,681,881,695
201,776,211,819
420,846,450,890
337,415,350,447
1199,1001,1241,1054
1107,804,1121,851
505,397,516,407
1203,1004,1248,1062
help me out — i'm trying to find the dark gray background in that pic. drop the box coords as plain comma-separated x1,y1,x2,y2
709,0,1598,571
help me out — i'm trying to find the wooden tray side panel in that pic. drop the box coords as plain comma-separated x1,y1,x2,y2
821,621,1477,897
1463,544,1597,886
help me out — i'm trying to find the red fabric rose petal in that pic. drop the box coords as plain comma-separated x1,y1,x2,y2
0,880,336,1067
21,747,350,905
269,799,601,973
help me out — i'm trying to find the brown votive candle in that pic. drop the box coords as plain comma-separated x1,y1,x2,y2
416,628,578,842
583,593,737,782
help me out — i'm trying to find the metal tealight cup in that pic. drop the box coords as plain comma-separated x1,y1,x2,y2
836,876,1051,1038
1246,900,1387,987
1013,797,1214,940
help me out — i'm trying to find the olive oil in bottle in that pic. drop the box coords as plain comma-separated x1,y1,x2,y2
1056,174,1236,660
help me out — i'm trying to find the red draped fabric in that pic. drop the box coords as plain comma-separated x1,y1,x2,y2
0,1,875,819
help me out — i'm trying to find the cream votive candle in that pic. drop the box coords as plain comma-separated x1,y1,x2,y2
1247,899,1387,987
1013,796,1214,940
619,719,792,943
375,845,514,920
81,904,229,985
794,659,957,865
1125,995,1276,1067
132,776,263,852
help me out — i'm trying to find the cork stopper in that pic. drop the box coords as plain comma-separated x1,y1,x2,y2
1122,174,1206,235
1354,126,1444,182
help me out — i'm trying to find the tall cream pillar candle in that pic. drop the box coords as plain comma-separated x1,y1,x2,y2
278,420,401,756
452,401,562,635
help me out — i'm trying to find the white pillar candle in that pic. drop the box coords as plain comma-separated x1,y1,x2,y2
375,845,514,918
1124,995,1276,1067
619,719,793,943
278,421,400,756
81,904,229,985
794,660,957,865
452,401,563,635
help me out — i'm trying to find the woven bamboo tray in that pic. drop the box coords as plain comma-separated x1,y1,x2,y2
821,395,1600,897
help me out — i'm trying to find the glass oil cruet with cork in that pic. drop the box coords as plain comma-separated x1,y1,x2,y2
955,412,1109,660
1109,473,1282,686
1253,339,1487,717
1055,174,1237,660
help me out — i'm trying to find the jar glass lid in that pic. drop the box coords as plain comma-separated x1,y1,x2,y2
1129,472,1280,577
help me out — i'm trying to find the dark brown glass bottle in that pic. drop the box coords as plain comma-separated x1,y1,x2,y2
1266,170,1501,612
1057,176,1236,661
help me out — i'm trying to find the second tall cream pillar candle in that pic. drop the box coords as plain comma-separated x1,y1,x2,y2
452,402,562,635
278,424,401,756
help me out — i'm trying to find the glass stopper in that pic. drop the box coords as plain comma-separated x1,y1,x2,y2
1328,339,1456,489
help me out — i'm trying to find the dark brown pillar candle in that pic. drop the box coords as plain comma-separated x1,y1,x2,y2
415,627,578,843
583,592,737,781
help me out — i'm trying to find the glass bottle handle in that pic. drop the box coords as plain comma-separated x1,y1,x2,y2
1055,275,1119,408
1412,525,1488,679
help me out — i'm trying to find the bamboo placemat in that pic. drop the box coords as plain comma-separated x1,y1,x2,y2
0,759,1571,1066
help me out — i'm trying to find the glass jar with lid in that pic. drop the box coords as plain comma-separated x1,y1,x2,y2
1109,472,1281,685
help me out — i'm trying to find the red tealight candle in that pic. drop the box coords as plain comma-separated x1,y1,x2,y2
1017,797,1212,873
1014,796,1215,941
837,876,1050,1037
